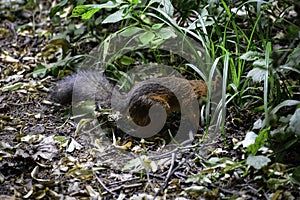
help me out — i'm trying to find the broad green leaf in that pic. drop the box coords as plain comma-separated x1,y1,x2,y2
122,157,142,171
205,157,220,165
246,127,269,155
271,100,300,115
71,5,93,18
246,155,271,169
240,51,263,61
253,58,268,67
240,131,257,148
120,27,142,37
50,0,69,17
130,0,139,5
186,174,212,184
157,27,176,39
54,136,67,144
119,55,135,66
102,9,128,24
139,31,155,45
285,43,300,68
205,157,235,168
289,108,300,136
72,100,96,118
49,37,72,55
82,8,100,19
122,155,150,172
292,166,300,185
156,0,174,17
253,119,263,130
184,185,208,192
90,1,117,9
246,67,266,82
33,64,48,78
152,23,164,30
279,65,300,74
71,2,117,19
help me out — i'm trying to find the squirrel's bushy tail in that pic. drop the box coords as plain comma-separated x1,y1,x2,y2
50,70,113,107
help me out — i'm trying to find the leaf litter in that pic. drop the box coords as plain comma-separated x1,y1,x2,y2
0,1,300,199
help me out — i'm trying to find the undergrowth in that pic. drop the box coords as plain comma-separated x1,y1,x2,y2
35,0,300,197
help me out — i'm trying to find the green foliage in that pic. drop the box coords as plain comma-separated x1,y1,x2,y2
246,127,269,156
289,108,300,136
50,0,69,18
292,166,300,185
46,0,300,190
70,2,119,20
246,155,271,170
33,55,86,77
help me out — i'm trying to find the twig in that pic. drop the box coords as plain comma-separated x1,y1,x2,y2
108,177,141,186
148,141,220,160
94,172,117,196
154,152,176,198
138,155,155,191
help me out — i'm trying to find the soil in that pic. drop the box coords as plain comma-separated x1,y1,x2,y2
1,2,299,200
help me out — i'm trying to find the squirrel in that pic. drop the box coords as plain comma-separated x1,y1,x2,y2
50,70,207,127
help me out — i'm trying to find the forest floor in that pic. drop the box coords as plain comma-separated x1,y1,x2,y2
0,1,299,200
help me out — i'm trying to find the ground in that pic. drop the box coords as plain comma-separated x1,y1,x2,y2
0,1,300,200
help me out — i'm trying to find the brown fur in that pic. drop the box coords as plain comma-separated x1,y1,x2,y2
50,71,208,126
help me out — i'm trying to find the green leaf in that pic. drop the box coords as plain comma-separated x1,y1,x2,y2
157,27,176,39
93,1,118,9
71,5,92,18
149,0,161,5
240,51,263,61
130,0,139,5
289,108,300,136
50,0,69,17
119,55,135,66
120,27,142,37
71,2,118,19
246,127,269,155
240,131,257,148
156,0,174,17
246,155,271,169
253,119,263,130
102,9,128,24
139,31,155,45
82,8,100,19
49,37,72,55
1,82,25,92
292,166,300,185
152,23,164,30
32,64,48,78
246,67,267,82
122,156,148,172
285,43,300,68
72,100,96,119
253,58,268,67
186,174,212,184
54,136,67,144
271,100,300,115
71,6,100,19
